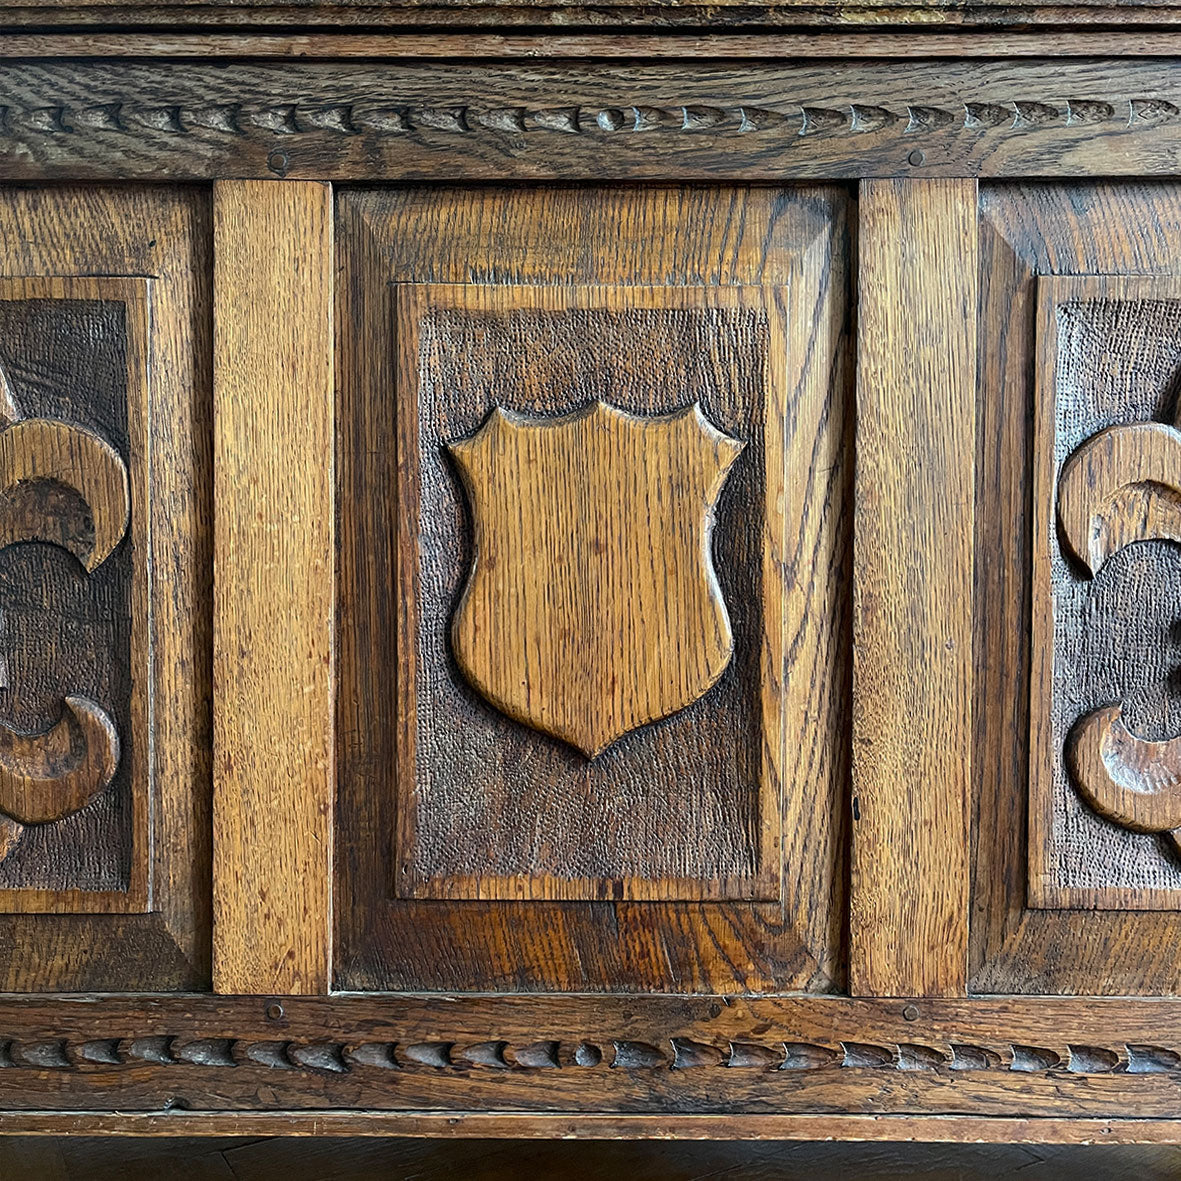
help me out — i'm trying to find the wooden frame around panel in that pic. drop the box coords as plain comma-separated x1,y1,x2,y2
972,181,1181,995
334,183,851,994
7,34,1181,1139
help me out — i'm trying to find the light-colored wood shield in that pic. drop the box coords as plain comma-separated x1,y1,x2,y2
448,400,743,757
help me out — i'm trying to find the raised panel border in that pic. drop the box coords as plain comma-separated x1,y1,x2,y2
0,185,211,992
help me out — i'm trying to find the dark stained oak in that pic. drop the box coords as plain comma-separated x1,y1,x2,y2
8,14,1181,1146
3,61,1181,181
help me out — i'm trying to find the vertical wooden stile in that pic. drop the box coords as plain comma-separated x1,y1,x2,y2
851,179,977,997
212,180,335,994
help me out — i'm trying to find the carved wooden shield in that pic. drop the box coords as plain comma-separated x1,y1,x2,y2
448,401,743,757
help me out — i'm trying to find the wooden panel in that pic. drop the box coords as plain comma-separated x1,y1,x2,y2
5,61,1181,182
0,187,210,992
851,178,976,997
1030,275,1181,909
212,181,334,995
0,278,149,915
972,182,1181,994
336,184,851,991
394,283,781,903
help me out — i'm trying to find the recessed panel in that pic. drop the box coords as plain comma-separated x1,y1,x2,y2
336,185,852,992
975,182,1181,995
396,284,784,903
1031,276,1181,909
0,278,150,912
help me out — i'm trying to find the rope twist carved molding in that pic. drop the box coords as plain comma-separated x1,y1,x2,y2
2,1036,1180,1075
2,97,1180,141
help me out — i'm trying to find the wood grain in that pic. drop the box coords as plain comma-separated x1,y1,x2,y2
8,1113,1181,1144
0,188,210,989
394,282,782,905
0,277,149,914
3,60,1181,182
13,31,1181,57
337,184,851,990
212,181,333,995
449,399,742,759
851,179,976,998
0,994,1181,1122
972,181,1181,993
6,2,1181,30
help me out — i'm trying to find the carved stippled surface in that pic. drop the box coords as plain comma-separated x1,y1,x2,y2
1036,290,1181,902
0,297,134,895
402,292,771,901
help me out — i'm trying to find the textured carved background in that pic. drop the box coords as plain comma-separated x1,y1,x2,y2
406,301,767,897
1045,297,1181,896
0,299,132,894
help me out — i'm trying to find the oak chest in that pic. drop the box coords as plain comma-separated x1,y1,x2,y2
0,0,1179,1142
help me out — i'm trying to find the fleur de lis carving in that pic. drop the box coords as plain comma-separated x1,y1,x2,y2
1060,412,1181,841
0,357,127,859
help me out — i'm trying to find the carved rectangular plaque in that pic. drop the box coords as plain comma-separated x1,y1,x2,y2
1031,274,1181,909
395,284,785,903
0,276,150,915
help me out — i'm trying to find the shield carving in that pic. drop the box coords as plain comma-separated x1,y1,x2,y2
447,400,743,757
